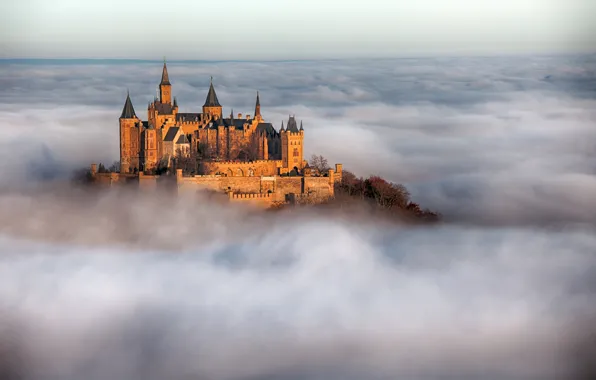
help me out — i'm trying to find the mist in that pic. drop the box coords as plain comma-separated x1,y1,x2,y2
0,55,595,379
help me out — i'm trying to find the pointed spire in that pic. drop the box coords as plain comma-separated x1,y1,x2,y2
254,91,261,118
120,92,137,119
204,77,221,107
160,59,170,85
230,108,234,120
300,120,304,130
173,96,178,107
280,120,285,132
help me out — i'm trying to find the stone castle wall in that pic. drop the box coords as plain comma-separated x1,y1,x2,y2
200,160,282,177
90,163,342,208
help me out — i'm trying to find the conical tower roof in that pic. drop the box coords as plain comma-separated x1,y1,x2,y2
160,60,170,85
204,77,221,107
120,92,137,119
254,91,261,116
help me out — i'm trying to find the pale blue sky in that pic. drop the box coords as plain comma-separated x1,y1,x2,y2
1,0,595,59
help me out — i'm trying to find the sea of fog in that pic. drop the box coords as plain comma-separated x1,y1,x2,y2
0,55,595,379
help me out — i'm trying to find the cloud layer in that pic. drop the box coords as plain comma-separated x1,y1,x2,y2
0,55,595,379
1,189,595,380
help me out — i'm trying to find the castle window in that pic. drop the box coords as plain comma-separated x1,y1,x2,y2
293,148,299,157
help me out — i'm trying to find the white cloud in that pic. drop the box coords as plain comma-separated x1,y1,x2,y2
1,55,595,379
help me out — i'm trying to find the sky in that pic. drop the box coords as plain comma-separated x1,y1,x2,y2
1,0,596,59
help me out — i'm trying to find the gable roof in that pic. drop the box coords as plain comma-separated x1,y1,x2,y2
120,93,137,119
176,135,189,144
163,126,180,142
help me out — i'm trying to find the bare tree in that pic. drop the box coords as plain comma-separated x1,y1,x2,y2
108,161,120,173
235,135,261,161
364,176,410,209
97,163,108,173
197,141,213,160
309,154,330,174
174,147,196,175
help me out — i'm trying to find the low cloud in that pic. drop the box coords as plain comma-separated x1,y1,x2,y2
0,55,595,379
0,188,595,380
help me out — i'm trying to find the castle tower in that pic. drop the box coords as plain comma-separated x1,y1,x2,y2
119,92,140,173
280,116,304,170
159,59,172,104
254,91,262,122
203,77,222,118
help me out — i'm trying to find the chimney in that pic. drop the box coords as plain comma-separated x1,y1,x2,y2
246,114,251,120
238,113,242,119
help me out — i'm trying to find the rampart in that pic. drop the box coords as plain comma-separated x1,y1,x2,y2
89,162,343,208
200,160,282,177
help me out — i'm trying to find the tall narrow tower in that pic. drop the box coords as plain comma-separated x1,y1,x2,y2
254,91,262,122
159,59,172,104
280,116,305,170
203,77,222,118
119,92,140,173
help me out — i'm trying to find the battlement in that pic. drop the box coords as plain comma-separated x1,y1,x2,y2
205,159,282,165
228,192,273,200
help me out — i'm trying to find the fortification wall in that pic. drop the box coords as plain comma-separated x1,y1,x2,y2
200,160,282,177
138,173,159,190
93,171,138,186
275,177,302,195
227,192,274,208
304,176,334,197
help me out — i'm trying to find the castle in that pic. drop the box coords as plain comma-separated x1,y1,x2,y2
92,61,342,207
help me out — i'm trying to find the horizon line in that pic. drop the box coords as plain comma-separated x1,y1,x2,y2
1,51,594,64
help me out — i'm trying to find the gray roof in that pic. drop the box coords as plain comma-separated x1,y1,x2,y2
176,134,189,144
154,102,174,115
177,113,201,122
204,80,221,107
120,93,137,119
163,127,180,142
160,62,170,85
286,116,299,132
256,123,278,137
208,117,252,130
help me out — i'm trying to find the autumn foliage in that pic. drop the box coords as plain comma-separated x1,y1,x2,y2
334,169,440,222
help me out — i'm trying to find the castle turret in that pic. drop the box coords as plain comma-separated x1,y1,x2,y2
203,77,222,118
119,92,140,173
159,59,172,104
280,115,304,170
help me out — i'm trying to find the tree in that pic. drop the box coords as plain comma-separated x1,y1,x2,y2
97,163,108,173
364,176,410,209
71,166,94,185
197,141,213,160
309,154,330,174
235,135,261,161
174,147,196,175
337,170,365,198
108,161,120,173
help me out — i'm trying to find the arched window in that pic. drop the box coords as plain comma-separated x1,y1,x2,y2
293,148,299,157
